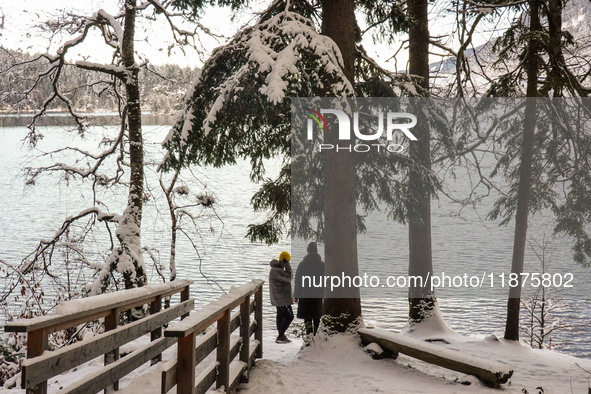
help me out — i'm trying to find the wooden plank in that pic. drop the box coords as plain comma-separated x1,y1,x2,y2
249,319,256,338
240,320,256,383
25,328,47,362
229,299,253,333
113,296,157,316
239,296,250,366
24,328,48,394
216,309,230,391
195,329,218,365
194,362,217,394
161,329,218,394
254,287,263,358
5,280,193,333
358,328,514,385
165,280,263,338
229,311,240,334
161,359,177,394
151,295,163,364
166,310,225,340
177,333,196,394
248,340,259,369
228,360,247,394
240,339,259,385
49,310,113,335
180,286,190,320
21,299,194,389
58,336,177,394
160,287,190,302
229,336,242,363
104,309,120,393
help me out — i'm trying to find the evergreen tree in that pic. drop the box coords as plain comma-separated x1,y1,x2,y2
407,0,436,323
487,0,591,340
162,0,463,328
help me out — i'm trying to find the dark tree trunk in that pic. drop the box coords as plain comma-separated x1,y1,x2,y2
117,0,147,290
547,0,565,96
504,0,540,341
321,0,362,329
407,0,435,322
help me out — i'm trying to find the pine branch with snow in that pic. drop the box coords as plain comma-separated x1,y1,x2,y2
159,0,427,244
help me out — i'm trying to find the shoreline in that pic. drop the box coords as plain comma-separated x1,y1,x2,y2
0,112,177,127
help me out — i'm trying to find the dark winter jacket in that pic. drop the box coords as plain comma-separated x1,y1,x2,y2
294,253,324,320
269,259,293,307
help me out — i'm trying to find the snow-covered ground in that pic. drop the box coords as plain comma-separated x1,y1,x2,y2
242,329,591,394
2,324,591,394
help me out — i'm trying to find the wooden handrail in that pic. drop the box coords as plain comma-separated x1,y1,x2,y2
3,279,192,394
163,279,264,394
22,300,194,388
5,279,192,334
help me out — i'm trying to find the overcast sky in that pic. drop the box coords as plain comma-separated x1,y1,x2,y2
0,0,495,72
0,0,259,68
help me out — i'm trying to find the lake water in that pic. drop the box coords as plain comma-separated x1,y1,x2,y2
0,124,589,359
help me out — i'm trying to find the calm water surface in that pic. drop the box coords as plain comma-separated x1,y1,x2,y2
0,125,589,358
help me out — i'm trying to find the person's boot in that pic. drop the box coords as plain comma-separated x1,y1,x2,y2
275,334,291,344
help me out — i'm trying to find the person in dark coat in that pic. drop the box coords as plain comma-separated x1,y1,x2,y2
294,242,324,336
269,251,294,344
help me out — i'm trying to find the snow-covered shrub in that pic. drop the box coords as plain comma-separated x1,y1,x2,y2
0,333,26,386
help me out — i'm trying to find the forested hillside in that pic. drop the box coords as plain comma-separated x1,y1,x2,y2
0,48,199,114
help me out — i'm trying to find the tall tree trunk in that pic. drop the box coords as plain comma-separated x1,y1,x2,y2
407,0,435,322
321,0,362,329
547,0,565,96
504,0,540,341
117,0,147,290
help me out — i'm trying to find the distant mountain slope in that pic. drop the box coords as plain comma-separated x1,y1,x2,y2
428,0,591,92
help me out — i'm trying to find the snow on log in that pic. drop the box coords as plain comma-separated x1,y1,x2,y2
358,328,514,386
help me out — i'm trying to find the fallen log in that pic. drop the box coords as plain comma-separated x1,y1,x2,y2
358,328,513,387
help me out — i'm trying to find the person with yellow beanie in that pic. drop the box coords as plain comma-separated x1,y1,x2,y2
269,251,294,343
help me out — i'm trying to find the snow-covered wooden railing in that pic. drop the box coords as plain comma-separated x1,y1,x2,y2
162,279,264,394
4,279,193,394
358,328,514,387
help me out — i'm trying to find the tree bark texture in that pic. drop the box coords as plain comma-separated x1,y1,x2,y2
321,0,362,328
547,0,565,96
504,0,540,341
117,0,147,290
407,0,435,321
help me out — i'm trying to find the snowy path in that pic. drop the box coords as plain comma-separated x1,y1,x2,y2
241,333,493,394
239,329,591,394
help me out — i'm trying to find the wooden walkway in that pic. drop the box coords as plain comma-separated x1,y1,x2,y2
4,279,264,394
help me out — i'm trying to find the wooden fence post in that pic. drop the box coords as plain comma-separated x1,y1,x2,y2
151,295,163,364
216,309,230,392
254,287,263,359
177,332,196,394
104,309,120,392
181,286,190,320
26,328,48,394
239,296,251,383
